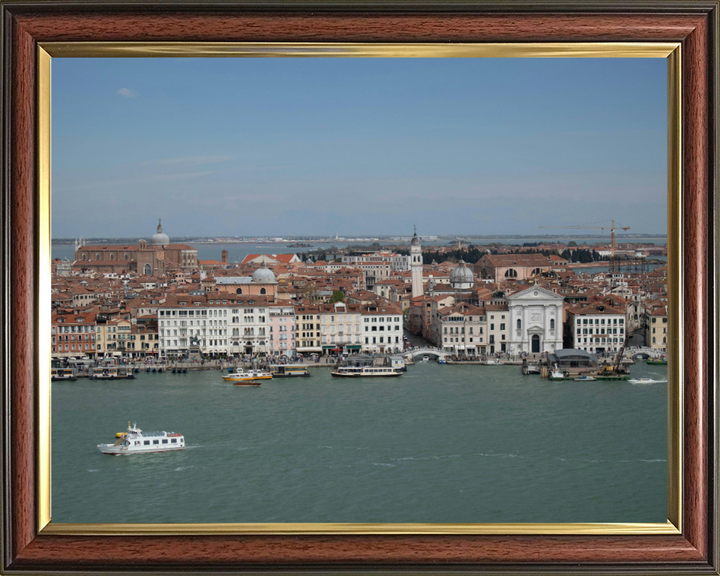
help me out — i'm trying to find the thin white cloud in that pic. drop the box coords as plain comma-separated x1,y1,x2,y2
117,88,137,98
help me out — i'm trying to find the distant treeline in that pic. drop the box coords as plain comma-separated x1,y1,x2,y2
397,246,603,266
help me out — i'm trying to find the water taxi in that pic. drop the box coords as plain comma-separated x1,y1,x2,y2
269,364,310,378
331,366,403,378
90,366,135,380
222,369,272,385
51,368,76,382
97,423,184,455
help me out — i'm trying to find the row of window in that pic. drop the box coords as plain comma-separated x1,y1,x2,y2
445,326,484,335
576,328,624,335
137,438,179,446
576,318,625,325
444,337,486,343
364,336,401,345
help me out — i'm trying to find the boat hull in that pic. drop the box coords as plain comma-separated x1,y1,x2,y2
331,372,402,378
98,446,185,455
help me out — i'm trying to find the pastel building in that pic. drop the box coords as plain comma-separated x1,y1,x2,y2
269,303,296,356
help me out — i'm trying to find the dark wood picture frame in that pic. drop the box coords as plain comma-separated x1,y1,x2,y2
1,1,717,573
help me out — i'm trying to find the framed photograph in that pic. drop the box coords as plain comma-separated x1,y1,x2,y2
1,1,717,573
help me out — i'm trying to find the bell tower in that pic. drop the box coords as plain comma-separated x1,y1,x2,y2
411,226,423,298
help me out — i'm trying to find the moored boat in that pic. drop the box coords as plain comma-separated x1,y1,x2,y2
97,423,185,455
646,357,667,365
269,364,310,377
331,366,403,378
573,375,596,382
51,368,77,382
90,366,135,380
548,370,566,381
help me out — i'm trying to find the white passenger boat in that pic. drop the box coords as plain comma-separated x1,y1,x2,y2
97,423,185,455
222,369,272,385
331,366,403,378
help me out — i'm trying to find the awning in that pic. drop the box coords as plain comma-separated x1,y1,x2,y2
346,345,361,350
322,345,335,350
112,352,122,356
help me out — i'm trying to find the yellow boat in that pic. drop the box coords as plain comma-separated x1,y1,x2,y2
222,369,272,384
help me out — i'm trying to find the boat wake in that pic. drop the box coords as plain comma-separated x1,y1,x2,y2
629,378,667,385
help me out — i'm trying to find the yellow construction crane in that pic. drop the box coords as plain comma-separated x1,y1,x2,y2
539,220,631,273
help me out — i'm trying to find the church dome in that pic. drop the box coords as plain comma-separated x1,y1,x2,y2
252,262,276,283
150,220,170,247
450,260,474,289
411,232,421,247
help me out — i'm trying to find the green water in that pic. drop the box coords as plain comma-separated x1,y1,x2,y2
52,362,668,524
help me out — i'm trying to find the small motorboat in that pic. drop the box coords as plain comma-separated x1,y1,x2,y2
629,377,656,384
573,375,596,382
422,356,429,362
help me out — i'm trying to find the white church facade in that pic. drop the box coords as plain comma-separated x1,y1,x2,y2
507,286,564,354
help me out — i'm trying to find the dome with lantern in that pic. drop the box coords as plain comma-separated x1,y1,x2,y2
450,259,474,290
251,261,277,284
149,219,170,247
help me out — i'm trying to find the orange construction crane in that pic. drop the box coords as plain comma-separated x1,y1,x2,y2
539,220,631,273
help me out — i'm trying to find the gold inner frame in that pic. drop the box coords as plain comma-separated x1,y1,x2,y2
37,42,682,536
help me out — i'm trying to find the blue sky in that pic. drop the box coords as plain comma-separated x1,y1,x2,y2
52,57,667,239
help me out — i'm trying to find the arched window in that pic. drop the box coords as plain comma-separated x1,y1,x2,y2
550,319,555,330
236,288,242,295
124,253,129,260
516,319,521,330
144,264,152,275
260,288,266,295
95,253,100,260
82,253,87,260
505,268,518,278
110,253,115,260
